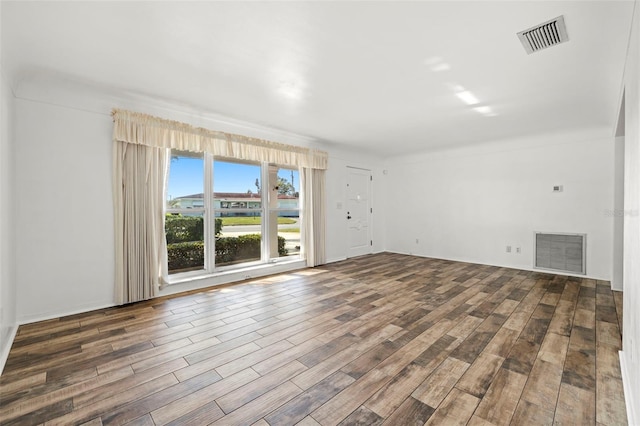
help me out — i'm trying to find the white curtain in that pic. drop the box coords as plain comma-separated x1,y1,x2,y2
112,109,328,305
113,141,168,304
112,109,328,169
302,168,326,267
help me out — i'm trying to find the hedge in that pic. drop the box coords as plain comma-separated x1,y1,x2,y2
165,215,222,244
167,241,205,271
167,234,288,272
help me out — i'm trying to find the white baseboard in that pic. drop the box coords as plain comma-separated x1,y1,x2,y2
619,350,638,426
18,302,116,326
0,324,18,375
385,250,610,281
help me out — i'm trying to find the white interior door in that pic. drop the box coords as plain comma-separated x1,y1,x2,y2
347,167,372,258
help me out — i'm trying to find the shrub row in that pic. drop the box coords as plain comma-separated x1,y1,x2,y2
165,215,222,244
167,241,204,271
167,234,288,272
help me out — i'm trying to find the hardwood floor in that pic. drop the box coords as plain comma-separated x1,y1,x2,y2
0,253,627,425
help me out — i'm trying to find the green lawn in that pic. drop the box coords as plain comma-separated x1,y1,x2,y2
220,217,297,226
279,228,300,233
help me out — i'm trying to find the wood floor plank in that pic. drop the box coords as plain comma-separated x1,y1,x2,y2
96,337,193,375
0,253,626,426
175,341,260,382
0,372,47,400
483,327,520,358
100,370,222,425
554,382,596,424
43,374,179,426
73,358,188,409
297,333,360,368
381,396,435,425
124,413,155,426
340,340,400,380
596,343,622,380
209,381,302,426
501,337,539,375
291,324,401,391
364,362,429,418
3,342,114,381
424,387,479,426
4,398,74,426
547,298,576,336
216,360,307,414
335,405,383,426
455,352,504,398
412,357,470,407
613,290,623,333
164,400,224,426
215,339,293,378
511,399,554,426
473,367,527,425
537,331,569,365
264,371,354,426
0,366,134,423
596,373,628,425
181,331,262,366
520,358,563,411
150,368,259,425
252,337,324,376
310,316,460,425
597,320,622,349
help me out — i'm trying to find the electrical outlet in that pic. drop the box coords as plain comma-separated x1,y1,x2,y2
516,247,521,254
506,245,512,253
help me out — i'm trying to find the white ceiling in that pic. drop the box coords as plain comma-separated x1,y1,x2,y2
1,1,634,156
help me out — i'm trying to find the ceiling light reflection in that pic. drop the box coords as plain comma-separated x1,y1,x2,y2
455,90,479,105
424,56,451,72
474,105,498,117
277,79,304,101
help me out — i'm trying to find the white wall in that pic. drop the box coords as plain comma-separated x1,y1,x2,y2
620,1,640,423
14,100,115,322
10,78,385,322
613,135,625,291
0,38,18,372
325,147,386,263
384,128,615,280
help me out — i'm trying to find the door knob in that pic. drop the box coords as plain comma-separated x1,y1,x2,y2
347,215,352,219
347,212,352,219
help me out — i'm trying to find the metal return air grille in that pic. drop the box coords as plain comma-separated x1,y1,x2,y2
517,16,569,54
535,232,586,275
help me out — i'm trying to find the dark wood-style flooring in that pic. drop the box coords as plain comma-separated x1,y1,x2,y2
0,253,627,425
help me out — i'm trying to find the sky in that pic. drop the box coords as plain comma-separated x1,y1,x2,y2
167,155,299,201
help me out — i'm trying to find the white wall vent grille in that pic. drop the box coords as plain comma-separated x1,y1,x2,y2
534,232,586,275
517,16,569,54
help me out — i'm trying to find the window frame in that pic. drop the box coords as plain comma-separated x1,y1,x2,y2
213,157,265,272
165,150,302,280
267,164,301,263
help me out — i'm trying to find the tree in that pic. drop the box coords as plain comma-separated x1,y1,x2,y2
276,177,295,195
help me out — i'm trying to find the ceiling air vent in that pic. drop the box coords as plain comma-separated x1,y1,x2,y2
517,15,568,54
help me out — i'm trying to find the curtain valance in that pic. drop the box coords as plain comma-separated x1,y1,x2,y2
112,109,328,170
